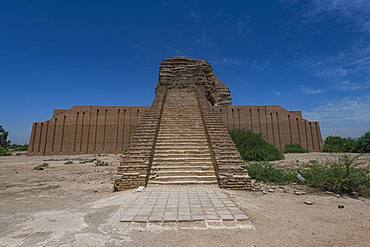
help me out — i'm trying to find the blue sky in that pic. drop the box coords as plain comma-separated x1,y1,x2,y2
1,0,370,144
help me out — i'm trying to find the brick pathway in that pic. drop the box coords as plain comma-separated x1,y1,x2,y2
120,185,248,223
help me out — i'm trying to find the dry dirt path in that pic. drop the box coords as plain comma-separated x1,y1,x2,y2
0,154,369,246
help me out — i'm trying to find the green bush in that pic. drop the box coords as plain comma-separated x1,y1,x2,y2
0,147,11,156
95,160,109,166
79,158,96,164
33,163,49,170
284,144,308,153
0,125,10,148
229,129,284,161
357,131,370,153
8,144,28,151
323,136,358,153
247,162,296,184
302,156,370,193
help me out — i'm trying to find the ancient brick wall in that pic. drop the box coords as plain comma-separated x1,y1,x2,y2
28,104,322,155
214,105,323,152
28,106,147,155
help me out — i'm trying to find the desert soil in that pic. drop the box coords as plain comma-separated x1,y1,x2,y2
0,153,369,247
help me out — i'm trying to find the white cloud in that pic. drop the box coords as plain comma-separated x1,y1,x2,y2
219,57,242,66
300,42,370,92
303,0,370,32
281,0,370,32
304,96,370,137
273,90,281,96
195,33,214,48
336,80,370,91
233,16,250,36
212,57,270,71
281,1,370,92
300,86,324,94
190,10,202,23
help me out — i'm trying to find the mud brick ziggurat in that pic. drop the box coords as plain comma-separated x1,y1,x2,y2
28,57,323,190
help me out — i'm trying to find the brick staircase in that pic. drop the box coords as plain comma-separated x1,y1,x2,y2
113,87,167,191
148,89,217,185
114,57,252,191
196,88,251,189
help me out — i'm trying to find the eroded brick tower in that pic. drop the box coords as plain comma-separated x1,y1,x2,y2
114,57,251,190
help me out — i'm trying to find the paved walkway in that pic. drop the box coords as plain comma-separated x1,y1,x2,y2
120,185,249,223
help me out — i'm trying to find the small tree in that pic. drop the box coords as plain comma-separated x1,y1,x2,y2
323,136,358,153
0,125,10,148
229,129,284,161
358,131,370,153
284,143,308,153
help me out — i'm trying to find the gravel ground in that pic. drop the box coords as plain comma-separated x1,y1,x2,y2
0,153,369,247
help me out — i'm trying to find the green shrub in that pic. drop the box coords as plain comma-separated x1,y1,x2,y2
8,144,28,151
357,131,370,153
284,144,308,153
33,163,49,170
95,160,109,166
302,156,370,193
0,125,10,148
229,129,284,161
0,147,11,156
247,162,296,184
79,158,96,164
323,136,358,153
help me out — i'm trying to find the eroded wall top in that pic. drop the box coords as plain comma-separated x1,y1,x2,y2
157,57,232,106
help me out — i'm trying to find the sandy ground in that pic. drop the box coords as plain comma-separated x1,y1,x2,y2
0,153,369,247
274,152,370,170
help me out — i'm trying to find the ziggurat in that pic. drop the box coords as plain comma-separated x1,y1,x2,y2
27,57,323,190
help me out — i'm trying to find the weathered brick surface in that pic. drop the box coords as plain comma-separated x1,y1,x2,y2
113,87,167,190
214,106,323,152
28,57,323,158
28,107,322,155
196,89,251,189
28,106,147,155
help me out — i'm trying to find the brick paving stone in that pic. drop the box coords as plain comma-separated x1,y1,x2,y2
149,215,163,222
233,214,248,221
163,215,177,222
191,214,205,221
134,215,148,223
220,214,234,221
121,186,248,224
120,215,135,222
178,215,191,222
205,214,219,220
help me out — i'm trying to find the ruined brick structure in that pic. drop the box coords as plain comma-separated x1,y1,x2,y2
28,57,322,189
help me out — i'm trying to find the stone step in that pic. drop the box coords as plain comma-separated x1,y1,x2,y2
158,133,206,137
153,157,212,162
157,135,206,138
159,128,204,131
156,138,207,143
155,147,210,151
154,153,211,159
148,180,218,185
152,160,213,166
150,175,217,182
156,141,208,145
151,165,214,170
152,170,215,176
155,148,210,152
154,150,210,155
161,120,202,122
154,146,209,151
